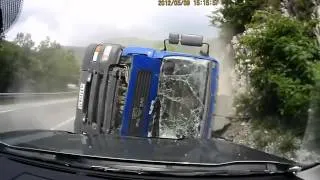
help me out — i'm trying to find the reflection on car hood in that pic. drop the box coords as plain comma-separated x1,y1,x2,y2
0,130,294,165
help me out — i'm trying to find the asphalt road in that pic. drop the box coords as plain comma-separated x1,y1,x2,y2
0,98,77,133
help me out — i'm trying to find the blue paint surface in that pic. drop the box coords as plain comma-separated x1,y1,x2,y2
120,55,161,137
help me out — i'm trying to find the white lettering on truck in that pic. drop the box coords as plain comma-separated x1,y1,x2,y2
78,83,86,110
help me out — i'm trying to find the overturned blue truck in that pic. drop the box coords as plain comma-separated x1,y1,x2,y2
74,33,219,139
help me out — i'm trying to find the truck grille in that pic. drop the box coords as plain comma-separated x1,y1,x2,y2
129,71,152,135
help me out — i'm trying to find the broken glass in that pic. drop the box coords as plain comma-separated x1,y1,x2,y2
158,57,211,138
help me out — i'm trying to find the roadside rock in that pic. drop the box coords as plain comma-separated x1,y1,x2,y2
213,117,231,132
219,119,311,161
221,119,256,148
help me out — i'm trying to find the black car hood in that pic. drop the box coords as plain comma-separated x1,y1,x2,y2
0,130,294,165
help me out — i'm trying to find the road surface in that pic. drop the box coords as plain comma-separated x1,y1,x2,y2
0,98,77,133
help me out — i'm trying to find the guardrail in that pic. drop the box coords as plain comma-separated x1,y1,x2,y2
0,91,78,104
0,91,78,97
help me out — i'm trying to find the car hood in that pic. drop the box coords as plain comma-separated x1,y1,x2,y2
0,130,294,165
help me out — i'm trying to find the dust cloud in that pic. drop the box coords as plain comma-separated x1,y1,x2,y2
210,36,237,120
206,36,240,132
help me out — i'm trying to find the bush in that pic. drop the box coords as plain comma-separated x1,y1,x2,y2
235,10,320,134
251,120,300,156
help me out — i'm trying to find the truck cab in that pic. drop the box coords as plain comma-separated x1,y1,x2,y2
75,33,219,139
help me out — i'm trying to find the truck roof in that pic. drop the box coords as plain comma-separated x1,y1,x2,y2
122,46,218,63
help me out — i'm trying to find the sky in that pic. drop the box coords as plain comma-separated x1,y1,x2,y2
6,0,219,46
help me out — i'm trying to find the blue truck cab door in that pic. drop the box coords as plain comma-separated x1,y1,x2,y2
120,55,161,137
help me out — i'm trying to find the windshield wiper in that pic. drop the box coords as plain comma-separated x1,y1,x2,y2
89,167,278,176
0,142,302,177
144,169,281,176
88,161,301,177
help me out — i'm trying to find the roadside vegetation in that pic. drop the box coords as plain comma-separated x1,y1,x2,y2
0,33,80,93
210,0,320,157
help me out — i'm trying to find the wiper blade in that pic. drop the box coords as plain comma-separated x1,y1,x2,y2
90,165,149,174
90,161,301,177
140,168,298,177
152,162,301,176
148,169,279,176
0,142,302,176
87,165,273,176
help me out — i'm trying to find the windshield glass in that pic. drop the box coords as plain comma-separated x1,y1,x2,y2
158,57,211,138
0,0,319,168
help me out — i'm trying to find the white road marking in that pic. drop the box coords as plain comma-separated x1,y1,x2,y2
50,116,75,130
0,108,18,114
0,98,76,114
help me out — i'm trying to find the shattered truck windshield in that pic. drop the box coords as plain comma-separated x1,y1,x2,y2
158,56,211,138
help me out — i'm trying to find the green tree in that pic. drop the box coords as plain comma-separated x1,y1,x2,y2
285,0,317,21
209,0,276,42
0,33,80,92
236,10,320,134
34,37,79,91
14,32,35,50
0,41,22,92
209,0,317,42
